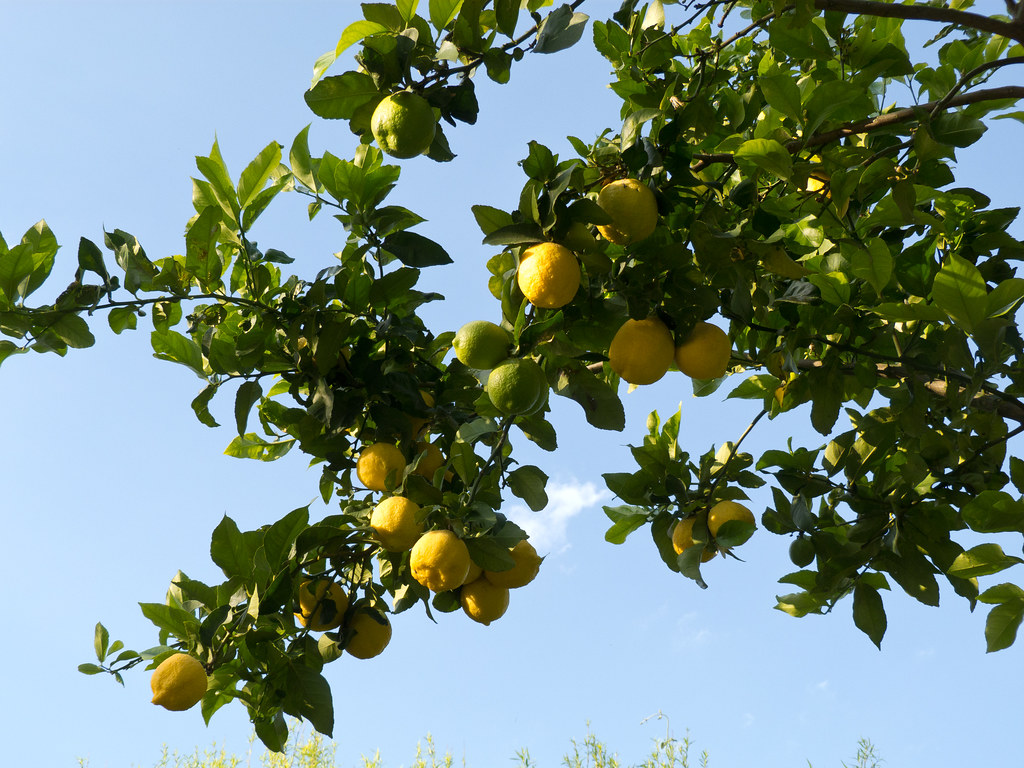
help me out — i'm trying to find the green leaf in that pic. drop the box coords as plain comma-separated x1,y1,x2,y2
195,143,240,224
849,238,892,293
507,465,549,511
963,491,1024,533
151,330,206,377
603,505,649,544
495,0,519,36
553,366,625,431
94,622,110,661
759,74,803,123
255,712,289,753
472,205,514,236
465,537,516,571
185,206,223,288
191,383,221,428
535,5,588,53
289,125,318,191
237,142,282,212
429,0,464,31
234,380,263,436
931,254,987,334
931,111,987,148
304,72,379,120
284,665,334,738
481,222,545,246
735,139,793,179
108,306,138,334
0,220,58,301
853,583,887,649
49,313,95,349
987,277,1024,318
381,231,453,267
948,543,1024,579
210,515,255,581
224,433,295,461
78,663,105,675
335,19,389,56
985,600,1024,652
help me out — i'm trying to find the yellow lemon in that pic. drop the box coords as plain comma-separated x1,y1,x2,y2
670,518,716,562
150,653,208,712
296,579,349,631
412,441,445,480
517,242,581,309
453,320,512,369
344,610,392,659
707,500,756,537
674,322,732,380
460,577,510,625
596,178,658,244
486,358,548,415
370,91,436,159
463,560,484,585
608,317,675,385
407,390,435,438
484,539,543,588
410,530,471,592
370,496,423,551
356,442,407,491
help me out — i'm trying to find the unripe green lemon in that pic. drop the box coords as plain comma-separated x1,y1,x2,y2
453,320,512,369
486,358,548,415
789,535,815,567
370,91,436,159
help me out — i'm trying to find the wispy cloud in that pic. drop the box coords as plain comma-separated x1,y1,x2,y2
507,479,610,553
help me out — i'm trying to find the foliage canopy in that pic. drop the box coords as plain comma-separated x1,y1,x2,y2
15,0,1024,751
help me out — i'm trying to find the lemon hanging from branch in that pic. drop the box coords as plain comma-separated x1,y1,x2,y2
370,91,436,159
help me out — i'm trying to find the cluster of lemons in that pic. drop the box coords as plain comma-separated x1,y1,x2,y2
670,500,757,563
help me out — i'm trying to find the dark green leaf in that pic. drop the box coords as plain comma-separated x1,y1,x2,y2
535,5,588,53
284,666,334,737
986,600,1024,652
191,383,221,428
210,515,255,581
507,465,549,511
931,111,987,148
255,712,289,753
234,380,263,436
151,330,206,376
553,366,625,431
304,72,379,120
185,206,223,288
948,543,1024,578
465,537,516,571
481,222,546,246
932,254,988,334
853,583,887,649
381,231,452,267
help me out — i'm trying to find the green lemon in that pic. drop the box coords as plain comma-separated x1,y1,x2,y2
486,358,548,415
453,320,512,370
370,91,436,159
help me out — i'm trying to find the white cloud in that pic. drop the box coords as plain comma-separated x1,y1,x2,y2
507,479,609,553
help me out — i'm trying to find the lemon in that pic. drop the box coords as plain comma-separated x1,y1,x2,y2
608,317,675,385
410,530,471,592
707,500,756,537
675,322,732,380
562,221,601,253
486,358,548,415
370,91,436,159
463,560,483,585
296,579,349,631
790,535,815,567
670,518,716,562
460,577,510,625
344,610,392,659
596,179,658,244
370,496,423,551
453,320,511,369
150,653,208,712
407,390,435,438
412,441,445,480
484,539,542,588
517,242,581,309
356,442,407,491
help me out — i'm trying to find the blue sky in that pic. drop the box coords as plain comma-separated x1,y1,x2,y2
2,2,1023,767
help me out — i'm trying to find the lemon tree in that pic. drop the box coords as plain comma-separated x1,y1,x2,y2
6,0,1018,752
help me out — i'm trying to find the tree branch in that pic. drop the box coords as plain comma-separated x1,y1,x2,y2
693,85,1024,168
813,0,1024,44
